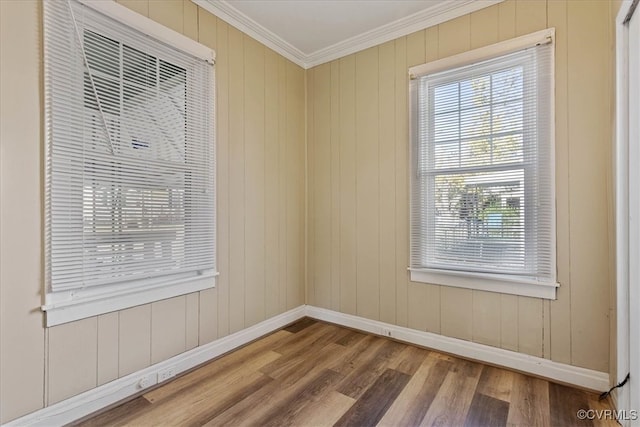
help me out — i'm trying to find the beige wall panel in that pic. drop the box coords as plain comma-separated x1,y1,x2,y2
378,40,397,325
518,298,543,357
183,1,197,40
151,297,186,364
185,293,199,350
265,48,281,318
244,35,266,328
437,15,471,57
0,0,45,422
116,0,149,17
307,67,316,306
472,291,501,348
497,0,516,41
355,47,381,320
501,294,519,352
543,300,551,359
514,0,547,36
197,7,216,47
330,60,342,311
286,61,306,309
567,0,611,372
313,63,333,309
119,305,151,377
425,26,438,62
215,18,230,338
48,319,98,405
199,288,218,345
406,30,426,67
548,0,572,365
407,283,430,332
339,55,358,315
394,36,409,328
278,56,289,313
470,4,499,49
148,0,183,34
228,26,246,333
97,313,119,385
440,287,473,340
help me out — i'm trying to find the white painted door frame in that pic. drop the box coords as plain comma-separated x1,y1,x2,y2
616,0,639,424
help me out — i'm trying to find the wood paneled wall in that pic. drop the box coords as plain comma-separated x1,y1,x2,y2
306,0,614,373
0,0,305,422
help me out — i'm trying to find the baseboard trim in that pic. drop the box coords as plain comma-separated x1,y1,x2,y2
305,305,610,392
5,306,306,427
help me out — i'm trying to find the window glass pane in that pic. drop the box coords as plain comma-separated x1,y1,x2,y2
460,75,490,109
492,66,523,103
434,111,459,142
123,45,156,88
432,170,525,271
433,82,458,113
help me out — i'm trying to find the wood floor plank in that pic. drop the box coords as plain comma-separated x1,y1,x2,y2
334,368,411,427
143,349,280,404
283,317,317,333
507,372,551,427
335,329,367,347
419,359,483,427
336,338,407,399
549,382,594,427
271,321,340,355
476,365,514,402
387,344,431,376
377,355,451,427
464,392,509,427
141,330,290,404
287,390,355,427
260,369,344,426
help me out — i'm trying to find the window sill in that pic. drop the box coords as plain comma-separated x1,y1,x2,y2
409,268,558,299
42,272,218,326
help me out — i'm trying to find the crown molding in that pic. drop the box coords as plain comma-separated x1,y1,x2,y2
195,0,503,69
193,0,308,67
304,0,502,68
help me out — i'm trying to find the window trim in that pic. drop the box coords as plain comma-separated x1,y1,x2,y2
42,0,217,326
409,28,558,300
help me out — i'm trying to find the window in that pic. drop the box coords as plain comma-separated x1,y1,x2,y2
43,0,216,325
409,29,558,299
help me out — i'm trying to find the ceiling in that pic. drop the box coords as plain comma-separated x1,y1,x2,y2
194,0,502,69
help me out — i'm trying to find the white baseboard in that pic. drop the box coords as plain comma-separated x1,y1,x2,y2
305,306,610,392
6,304,611,426
5,306,306,427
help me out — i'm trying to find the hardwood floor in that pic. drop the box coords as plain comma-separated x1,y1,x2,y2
76,319,616,427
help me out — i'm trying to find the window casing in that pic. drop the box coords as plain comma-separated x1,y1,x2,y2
409,29,558,299
43,0,216,325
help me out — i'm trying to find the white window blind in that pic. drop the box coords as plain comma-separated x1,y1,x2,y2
410,32,556,290
43,0,216,321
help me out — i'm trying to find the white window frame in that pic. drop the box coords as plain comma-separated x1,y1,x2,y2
408,28,558,300
42,0,217,326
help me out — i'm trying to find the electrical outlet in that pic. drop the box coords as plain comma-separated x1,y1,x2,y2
381,327,392,338
157,367,176,382
137,373,156,389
